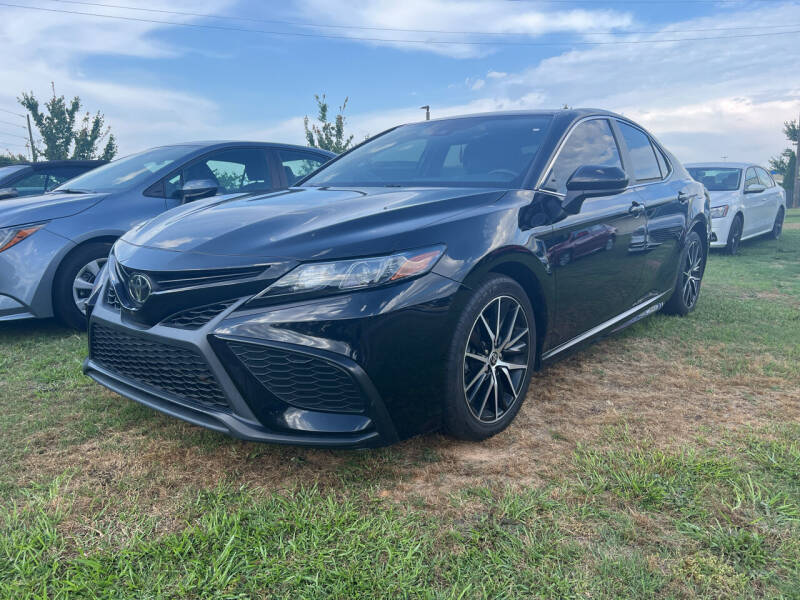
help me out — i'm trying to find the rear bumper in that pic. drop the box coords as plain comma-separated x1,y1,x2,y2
84,272,463,447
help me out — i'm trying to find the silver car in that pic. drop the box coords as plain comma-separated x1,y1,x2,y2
686,162,786,254
0,141,333,328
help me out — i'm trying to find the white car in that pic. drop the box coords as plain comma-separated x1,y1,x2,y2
686,162,786,254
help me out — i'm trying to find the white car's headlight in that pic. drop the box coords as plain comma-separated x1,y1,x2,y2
710,205,729,219
256,246,445,299
0,223,46,253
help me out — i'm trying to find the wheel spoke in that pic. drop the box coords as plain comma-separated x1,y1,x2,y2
503,328,529,352
73,278,94,290
477,375,494,420
501,304,520,347
499,366,517,397
85,260,100,276
478,314,495,345
496,359,526,371
465,352,489,364
493,372,499,420
495,297,502,344
465,369,487,393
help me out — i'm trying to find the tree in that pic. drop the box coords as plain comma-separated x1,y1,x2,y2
18,83,117,162
769,119,797,207
304,94,354,154
0,152,27,167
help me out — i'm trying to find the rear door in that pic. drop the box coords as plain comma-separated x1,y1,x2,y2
742,167,764,235
615,120,687,298
538,117,648,347
755,167,781,230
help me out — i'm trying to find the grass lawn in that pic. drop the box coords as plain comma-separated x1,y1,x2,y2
1,210,798,599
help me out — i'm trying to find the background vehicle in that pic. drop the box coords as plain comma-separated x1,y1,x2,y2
0,142,333,328
686,162,786,254
0,160,106,200
84,110,709,448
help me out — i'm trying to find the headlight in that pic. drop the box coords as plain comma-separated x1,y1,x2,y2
256,246,445,299
0,223,46,253
709,205,729,219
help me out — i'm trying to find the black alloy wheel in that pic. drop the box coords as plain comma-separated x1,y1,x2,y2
444,275,535,440
663,230,705,316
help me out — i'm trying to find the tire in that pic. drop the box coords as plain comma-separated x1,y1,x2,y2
443,275,536,441
770,207,785,240
52,242,112,330
725,214,743,255
663,230,705,317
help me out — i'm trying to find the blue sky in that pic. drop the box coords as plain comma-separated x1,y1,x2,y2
1,0,799,165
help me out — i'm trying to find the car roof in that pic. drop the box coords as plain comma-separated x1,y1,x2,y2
684,162,753,169
146,141,336,157
404,108,625,126
9,159,108,169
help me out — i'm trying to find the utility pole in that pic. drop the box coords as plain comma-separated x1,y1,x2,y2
420,105,430,121
25,114,37,162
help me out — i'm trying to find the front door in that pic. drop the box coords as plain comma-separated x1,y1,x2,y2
537,118,648,347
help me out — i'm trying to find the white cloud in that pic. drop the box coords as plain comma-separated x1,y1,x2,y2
0,0,235,155
291,0,634,58
487,71,507,79
471,79,485,91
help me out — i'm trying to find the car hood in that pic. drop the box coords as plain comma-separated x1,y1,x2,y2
707,190,739,207
121,186,506,261
0,191,107,227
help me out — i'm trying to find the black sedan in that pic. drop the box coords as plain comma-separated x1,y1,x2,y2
0,160,106,199
84,109,709,447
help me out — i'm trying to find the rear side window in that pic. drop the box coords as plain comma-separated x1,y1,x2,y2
46,166,91,190
617,122,661,182
654,145,671,178
279,150,328,186
755,167,775,188
542,119,623,194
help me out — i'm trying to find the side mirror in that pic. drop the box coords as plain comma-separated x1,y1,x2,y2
179,179,218,202
0,187,19,200
562,165,628,215
744,183,766,194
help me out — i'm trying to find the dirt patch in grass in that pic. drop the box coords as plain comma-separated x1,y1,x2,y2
23,335,799,524
784,222,800,230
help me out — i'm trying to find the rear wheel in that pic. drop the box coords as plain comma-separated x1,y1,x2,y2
663,230,705,316
53,242,112,330
443,275,536,441
725,214,743,255
770,207,785,240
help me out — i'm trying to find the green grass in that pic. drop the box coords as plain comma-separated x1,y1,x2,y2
1,210,799,598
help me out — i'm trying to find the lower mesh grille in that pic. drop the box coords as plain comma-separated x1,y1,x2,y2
90,324,229,411
160,300,237,329
227,341,366,414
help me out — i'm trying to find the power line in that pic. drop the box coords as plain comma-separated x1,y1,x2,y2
0,130,28,140
2,2,800,47
40,0,800,37
0,107,25,118
0,119,26,129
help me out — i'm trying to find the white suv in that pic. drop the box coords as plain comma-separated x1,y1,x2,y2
686,162,786,254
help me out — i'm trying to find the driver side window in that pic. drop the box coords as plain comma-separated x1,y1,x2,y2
542,119,622,195
162,148,273,199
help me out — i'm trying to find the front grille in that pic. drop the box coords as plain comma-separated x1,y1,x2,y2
105,286,121,310
90,324,229,412
160,299,237,329
116,262,269,292
227,341,366,414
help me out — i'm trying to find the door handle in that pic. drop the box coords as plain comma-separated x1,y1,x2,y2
677,191,694,204
629,200,645,216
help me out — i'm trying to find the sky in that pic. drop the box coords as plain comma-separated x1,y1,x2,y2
0,0,799,166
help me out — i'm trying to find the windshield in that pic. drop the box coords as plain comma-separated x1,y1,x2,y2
53,145,198,193
687,167,741,191
303,115,553,188
0,165,27,181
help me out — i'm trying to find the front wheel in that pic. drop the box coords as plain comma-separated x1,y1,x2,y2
443,275,536,441
53,242,112,329
663,230,705,316
725,214,743,255
770,207,785,240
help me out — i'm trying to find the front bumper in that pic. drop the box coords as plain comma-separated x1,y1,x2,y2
84,272,463,447
709,211,733,248
0,228,74,321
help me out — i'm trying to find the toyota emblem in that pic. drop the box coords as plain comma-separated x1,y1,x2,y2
128,273,153,305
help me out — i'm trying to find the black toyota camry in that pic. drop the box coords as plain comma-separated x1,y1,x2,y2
84,109,710,447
